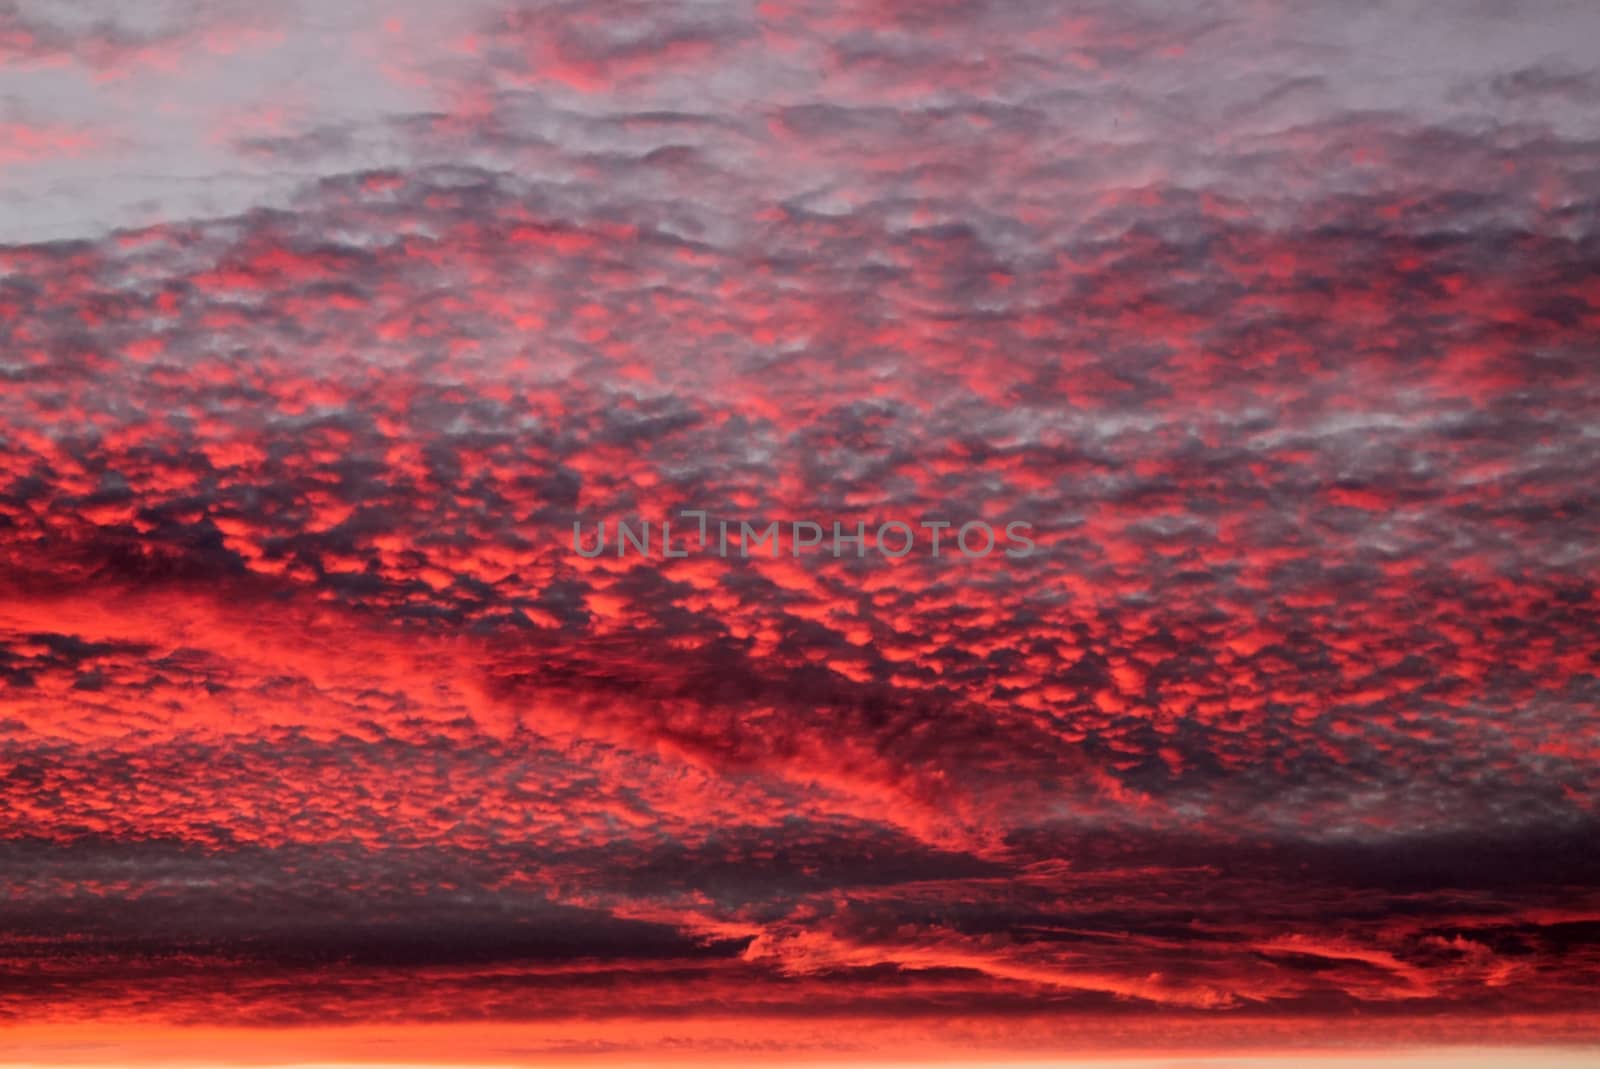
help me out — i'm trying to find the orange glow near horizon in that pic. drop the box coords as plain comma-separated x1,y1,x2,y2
3,1023,1600,1069
4,1041,1600,1069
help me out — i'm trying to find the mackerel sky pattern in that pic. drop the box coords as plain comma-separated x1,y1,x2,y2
1,0,1599,1063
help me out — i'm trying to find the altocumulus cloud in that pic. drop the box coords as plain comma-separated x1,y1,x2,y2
0,0,1598,1061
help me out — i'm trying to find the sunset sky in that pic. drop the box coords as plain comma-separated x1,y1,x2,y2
1,1,1598,1065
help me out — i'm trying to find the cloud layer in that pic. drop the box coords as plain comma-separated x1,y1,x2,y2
1,0,1598,1061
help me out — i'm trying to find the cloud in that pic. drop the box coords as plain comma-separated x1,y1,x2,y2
0,0,1597,1058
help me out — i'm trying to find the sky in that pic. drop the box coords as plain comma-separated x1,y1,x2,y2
1,0,1598,1065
